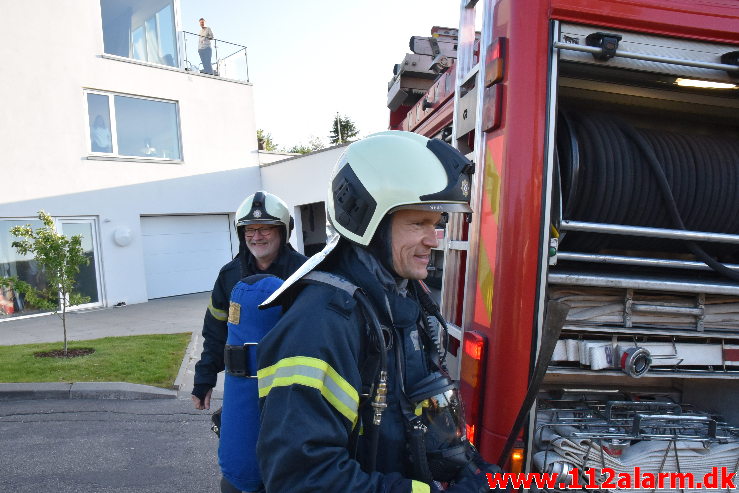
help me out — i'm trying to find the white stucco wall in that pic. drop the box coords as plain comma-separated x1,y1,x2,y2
0,0,262,306
260,145,348,252
258,151,300,165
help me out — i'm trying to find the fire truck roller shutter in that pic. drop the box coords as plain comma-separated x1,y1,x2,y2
555,110,739,281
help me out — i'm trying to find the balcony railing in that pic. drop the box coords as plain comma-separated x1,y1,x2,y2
180,31,250,83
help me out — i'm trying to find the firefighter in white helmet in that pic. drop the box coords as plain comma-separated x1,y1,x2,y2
191,191,306,409
192,192,307,493
256,132,501,493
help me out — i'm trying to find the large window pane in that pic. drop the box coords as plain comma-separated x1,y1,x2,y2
144,16,160,64
100,0,177,66
156,4,177,67
86,91,182,160
114,95,181,159
132,25,147,61
87,93,113,153
100,0,131,58
0,219,46,318
60,223,99,304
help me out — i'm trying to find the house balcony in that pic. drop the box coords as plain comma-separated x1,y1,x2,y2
180,31,249,82
99,0,249,83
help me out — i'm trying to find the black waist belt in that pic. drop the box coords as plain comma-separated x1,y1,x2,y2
224,343,258,378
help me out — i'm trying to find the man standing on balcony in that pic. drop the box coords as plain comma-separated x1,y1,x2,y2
198,18,214,75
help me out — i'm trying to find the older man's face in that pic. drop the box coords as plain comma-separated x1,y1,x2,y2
244,225,281,266
390,209,441,280
199,19,205,28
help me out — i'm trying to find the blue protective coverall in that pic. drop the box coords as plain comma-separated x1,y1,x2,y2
193,242,306,396
256,244,446,493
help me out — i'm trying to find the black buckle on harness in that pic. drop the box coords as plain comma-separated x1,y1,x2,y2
585,32,622,61
721,51,739,79
224,342,258,378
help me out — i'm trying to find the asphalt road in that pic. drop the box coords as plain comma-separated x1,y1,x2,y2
0,396,223,492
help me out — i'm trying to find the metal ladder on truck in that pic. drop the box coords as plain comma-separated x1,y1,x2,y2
449,0,496,335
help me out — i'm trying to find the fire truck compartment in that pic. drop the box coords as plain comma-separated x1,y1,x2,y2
532,21,739,486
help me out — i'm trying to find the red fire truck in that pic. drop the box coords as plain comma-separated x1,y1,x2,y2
388,0,739,482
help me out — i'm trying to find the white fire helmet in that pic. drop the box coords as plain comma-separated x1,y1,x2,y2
327,131,473,246
234,191,294,241
260,131,474,308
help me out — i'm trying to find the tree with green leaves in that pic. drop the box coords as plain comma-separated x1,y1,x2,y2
257,129,278,151
285,136,326,155
0,211,90,356
329,114,359,145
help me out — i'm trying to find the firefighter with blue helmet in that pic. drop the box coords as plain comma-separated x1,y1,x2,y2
191,191,306,492
256,131,501,492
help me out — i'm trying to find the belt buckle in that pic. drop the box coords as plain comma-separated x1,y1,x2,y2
243,342,258,378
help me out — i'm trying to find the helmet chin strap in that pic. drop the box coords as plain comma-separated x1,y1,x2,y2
367,215,397,277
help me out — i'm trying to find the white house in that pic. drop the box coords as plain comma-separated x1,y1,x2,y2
0,0,342,319
261,145,348,257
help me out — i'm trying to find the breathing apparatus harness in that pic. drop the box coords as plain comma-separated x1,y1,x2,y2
351,276,473,484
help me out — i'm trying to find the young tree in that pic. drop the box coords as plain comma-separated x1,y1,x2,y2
329,114,359,144
0,211,90,356
256,129,278,151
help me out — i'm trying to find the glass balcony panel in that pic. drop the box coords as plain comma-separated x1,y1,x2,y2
181,31,250,82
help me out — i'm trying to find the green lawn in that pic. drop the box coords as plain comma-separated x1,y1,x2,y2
0,333,192,389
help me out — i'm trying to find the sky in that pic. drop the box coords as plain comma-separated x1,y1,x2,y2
180,0,466,150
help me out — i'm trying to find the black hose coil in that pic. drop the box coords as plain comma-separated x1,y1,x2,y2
556,110,739,279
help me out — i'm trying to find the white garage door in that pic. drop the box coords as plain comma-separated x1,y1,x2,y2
141,215,234,299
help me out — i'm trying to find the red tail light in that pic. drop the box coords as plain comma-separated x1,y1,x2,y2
460,330,487,446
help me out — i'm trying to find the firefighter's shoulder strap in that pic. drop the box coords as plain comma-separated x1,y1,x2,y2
302,270,360,294
300,270,382,406
299,271,387,467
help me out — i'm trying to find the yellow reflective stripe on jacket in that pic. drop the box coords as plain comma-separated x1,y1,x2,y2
414,398,430,416
208,299,228,321
411,480,430,493
258,356,359,425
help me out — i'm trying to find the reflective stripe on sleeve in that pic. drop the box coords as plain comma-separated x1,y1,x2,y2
411,480,431,493
208,299,228,321
258,356,359,425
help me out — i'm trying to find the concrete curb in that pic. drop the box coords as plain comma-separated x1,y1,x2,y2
173,330,199,391
0,382,177,401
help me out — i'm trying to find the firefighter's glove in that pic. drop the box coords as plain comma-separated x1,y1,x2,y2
448,446,506,493
191,383,212,402
443,473,493,493
191,384,214,410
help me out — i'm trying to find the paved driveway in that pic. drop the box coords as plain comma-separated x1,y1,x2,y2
0,292,209,346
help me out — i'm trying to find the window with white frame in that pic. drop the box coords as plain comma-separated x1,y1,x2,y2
100,0,178,67
86,91,182,160
0,217,102,318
